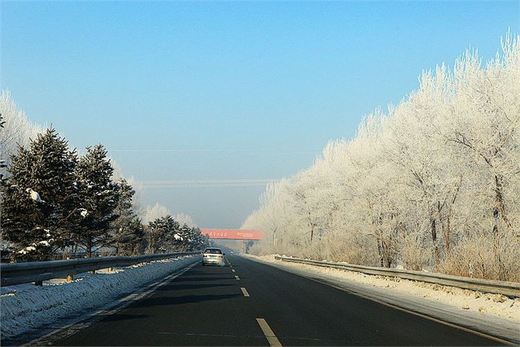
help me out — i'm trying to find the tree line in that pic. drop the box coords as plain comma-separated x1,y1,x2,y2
0,125,209,261
242,35,520,282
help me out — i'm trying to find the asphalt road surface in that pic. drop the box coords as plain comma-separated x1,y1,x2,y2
49,255,503,346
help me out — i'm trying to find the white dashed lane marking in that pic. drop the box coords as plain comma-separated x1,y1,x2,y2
256,318,282,347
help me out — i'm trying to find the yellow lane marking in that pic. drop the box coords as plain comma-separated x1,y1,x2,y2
240,287,250,297
256,318,282,347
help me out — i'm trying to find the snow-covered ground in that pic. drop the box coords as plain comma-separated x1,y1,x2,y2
0,255,200,341
245,254,520,343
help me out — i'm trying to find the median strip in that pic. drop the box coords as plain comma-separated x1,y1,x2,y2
256,318,282,347
240,287,250,297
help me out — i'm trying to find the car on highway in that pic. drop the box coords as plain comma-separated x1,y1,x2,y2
202,248,226,266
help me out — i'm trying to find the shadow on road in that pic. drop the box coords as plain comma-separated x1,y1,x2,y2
130,293,241,309
156,283,236,291
172,276,236,282
100,313,149,322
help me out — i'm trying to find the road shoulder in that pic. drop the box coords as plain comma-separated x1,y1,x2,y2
243,254,520,345
1,257,200,346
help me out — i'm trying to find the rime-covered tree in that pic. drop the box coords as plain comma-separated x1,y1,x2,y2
1,129,79,260
0,91,42,169
75,144,119,257
242,34,520,281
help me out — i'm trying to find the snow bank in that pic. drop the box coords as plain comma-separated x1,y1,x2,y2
0,255,199,340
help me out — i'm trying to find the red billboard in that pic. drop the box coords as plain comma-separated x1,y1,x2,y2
200,229,263,240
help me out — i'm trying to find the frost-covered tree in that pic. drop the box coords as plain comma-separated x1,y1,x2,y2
0,91,42,169
243,34,520,281
75,144,119,257
173,213,196,228
141,202,172,224
1,129,79,260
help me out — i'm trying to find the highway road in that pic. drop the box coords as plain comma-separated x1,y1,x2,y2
46,255,503,346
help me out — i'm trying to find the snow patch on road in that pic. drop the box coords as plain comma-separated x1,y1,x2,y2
0,256,199,340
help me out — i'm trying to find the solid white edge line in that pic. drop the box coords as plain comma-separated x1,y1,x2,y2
248,257,515,346
307,277,516,346
256,318,282,347
240,287,250,297
24,259,200,346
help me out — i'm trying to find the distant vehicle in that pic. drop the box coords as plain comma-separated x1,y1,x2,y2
202,248,226,266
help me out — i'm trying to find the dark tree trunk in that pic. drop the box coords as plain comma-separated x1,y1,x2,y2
377,237,384,267
87,238,93,258
430,216,440,268
493,174,508,280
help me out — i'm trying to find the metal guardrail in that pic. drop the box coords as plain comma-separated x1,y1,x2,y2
275,256,520,298
1,252,201,286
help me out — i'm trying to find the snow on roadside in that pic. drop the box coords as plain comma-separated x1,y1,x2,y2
247,254,520,324
0,256,199,340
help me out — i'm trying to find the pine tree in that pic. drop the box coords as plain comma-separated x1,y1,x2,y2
111,179,144,255
75,144,119,257
1,129,79,260
145,215,207,254
146,215,178,253
179,226,209,251
170,221,186,251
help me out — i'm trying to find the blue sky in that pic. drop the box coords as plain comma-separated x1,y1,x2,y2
1,1,518,227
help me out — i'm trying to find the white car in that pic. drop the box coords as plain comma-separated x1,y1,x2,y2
202,248,226,266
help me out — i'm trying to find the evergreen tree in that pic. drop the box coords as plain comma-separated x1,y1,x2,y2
174,224,195,251
1,129,79,260
179,226,209,251
111,179,144,255
146,215,178,253
75,144,119,257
